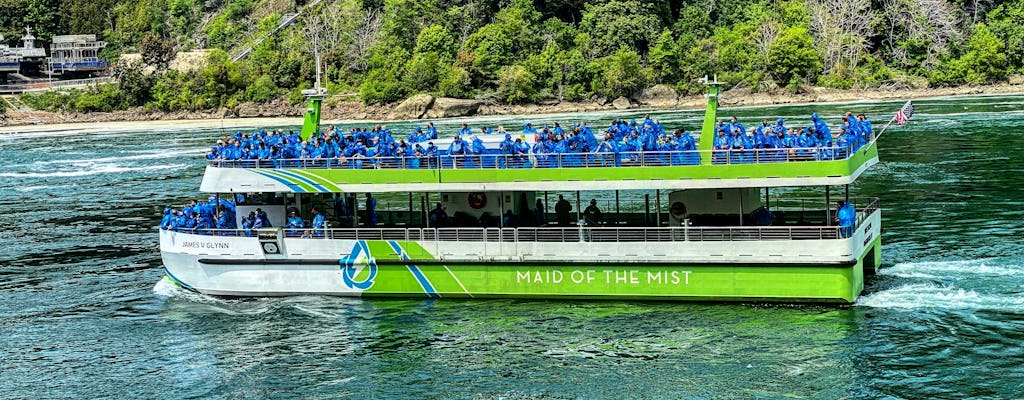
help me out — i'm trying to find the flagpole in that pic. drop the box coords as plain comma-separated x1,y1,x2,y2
861,101,908,153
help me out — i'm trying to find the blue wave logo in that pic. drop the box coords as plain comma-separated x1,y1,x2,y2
340,240,377,290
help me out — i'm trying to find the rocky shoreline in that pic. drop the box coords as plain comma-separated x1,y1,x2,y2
3,82,1023,128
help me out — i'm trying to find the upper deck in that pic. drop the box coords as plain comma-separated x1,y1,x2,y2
199,144,878,193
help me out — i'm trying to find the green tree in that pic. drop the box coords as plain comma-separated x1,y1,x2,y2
498,65,537,103
462,24,514,82
767,27,821,87
403,52,441,92
579,0,662,57
591,48,650,98
438,66,472,98
115,61,153,106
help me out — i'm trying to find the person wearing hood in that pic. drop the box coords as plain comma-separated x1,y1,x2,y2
286,211,305,237
311,207,326,237
773,118,787,136
458,123,472,137
809,112,831,141
242,213,255,236
216,205,235,234
513,137,530,167
835,201,856,238
532,136,551,167
172,210,188,230
522,122,536,136
447,135,467,168
712,128,730,164
730,116,746,136
425,122,438,140
194,212,212,235
498,134,514,168
470,135,487,167
256,208,272,228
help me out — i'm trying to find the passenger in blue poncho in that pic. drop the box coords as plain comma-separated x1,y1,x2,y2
425,122,438,139
469,135,487,167
286,211,305,236
499,134,514,168
256,208,272,227
712,129,730,164
160,208,173,230
835,201,856,238
311,207,326,236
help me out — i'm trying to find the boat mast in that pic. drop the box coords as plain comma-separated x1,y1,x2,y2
300,34,327,141
696,75,723,165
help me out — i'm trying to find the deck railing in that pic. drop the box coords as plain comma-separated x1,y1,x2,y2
169,224,851,242
167,198,880,243
208,145,867,171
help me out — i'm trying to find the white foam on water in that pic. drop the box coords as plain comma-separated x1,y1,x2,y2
881,259,1021,279
0,163,187,178
14,185,53,192
152,276,227,304
33,148,208,166
857,283,1024,312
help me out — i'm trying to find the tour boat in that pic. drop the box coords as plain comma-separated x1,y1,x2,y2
159,79,882,303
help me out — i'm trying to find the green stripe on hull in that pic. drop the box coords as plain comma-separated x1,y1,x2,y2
363,263,861,303
350,239,880,303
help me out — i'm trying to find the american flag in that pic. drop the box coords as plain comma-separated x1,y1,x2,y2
894,100,915,125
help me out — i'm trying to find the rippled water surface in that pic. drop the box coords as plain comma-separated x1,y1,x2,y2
2,96,1024,399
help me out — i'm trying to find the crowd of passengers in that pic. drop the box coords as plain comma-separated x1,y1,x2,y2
160,196,329,236
204,112,873,168
160,193,859,238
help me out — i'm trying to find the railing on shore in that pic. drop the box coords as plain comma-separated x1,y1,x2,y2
0,76,116,94
208,145,869,171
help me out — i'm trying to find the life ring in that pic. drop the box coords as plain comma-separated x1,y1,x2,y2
468,192,487,209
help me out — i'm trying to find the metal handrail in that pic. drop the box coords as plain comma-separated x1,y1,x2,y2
207,145,868,170
165,224,845,242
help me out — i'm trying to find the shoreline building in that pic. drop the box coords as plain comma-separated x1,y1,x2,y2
48,34,108,77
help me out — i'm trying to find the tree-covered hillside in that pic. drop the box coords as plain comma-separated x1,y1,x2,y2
6,0,1024,113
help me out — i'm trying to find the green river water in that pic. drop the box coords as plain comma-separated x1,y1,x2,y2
1,95,1022,399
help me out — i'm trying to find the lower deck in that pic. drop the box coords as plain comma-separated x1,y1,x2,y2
159,202,881,303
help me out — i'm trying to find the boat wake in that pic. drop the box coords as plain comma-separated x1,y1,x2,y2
0,163,187,178
857,283,1024,312
34,148,206,166
152,276,225,304
880,259,1022,280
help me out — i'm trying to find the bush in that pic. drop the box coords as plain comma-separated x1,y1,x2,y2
767,27,822,87
246,75,279,103
590,48,650,98
498,65,537,104
359,74,406,104
438,66,473,98
403,52,442,92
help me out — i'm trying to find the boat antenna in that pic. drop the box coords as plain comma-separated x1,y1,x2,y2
313,32,322,92
300,34,327,141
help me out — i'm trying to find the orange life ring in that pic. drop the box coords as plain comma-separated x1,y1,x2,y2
468,192,487,209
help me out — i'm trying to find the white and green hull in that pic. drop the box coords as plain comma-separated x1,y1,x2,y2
160,211,881,303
